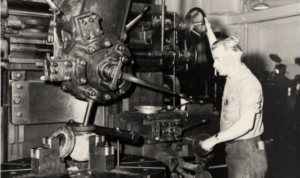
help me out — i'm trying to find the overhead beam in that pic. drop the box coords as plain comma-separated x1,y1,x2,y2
227,3,300,24
207,3,300,25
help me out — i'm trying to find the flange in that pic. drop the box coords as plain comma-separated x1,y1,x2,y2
52,126,76,158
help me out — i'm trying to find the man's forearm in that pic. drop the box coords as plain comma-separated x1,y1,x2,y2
216,112,256,143
206,27,217,48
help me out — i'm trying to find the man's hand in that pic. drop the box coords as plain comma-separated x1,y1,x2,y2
203,17,217,48
200,135,219,152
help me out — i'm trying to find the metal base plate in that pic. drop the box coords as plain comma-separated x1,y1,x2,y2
1,155,166,178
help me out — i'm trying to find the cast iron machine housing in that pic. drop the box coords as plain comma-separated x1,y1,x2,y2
1,0,218,177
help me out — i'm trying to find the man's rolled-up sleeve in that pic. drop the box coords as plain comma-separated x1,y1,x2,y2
238,83,262,115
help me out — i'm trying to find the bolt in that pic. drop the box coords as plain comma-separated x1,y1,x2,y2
118,45,126,51
80,60,87,66
98,30,104,35
64,37,69,42
16,73,23,79
67,62,72,67
64,76,71,81
16,84,23,90
104,40,112,47
94,15,99,20
14,98,20,104
80,78,87,84
81,20,87,25
16,112,23,118
104,93,111,101
89,18,94,23
119,89,125,95
88,90,96,96
87,46,96,53
121,56,131,64
52,62,58,67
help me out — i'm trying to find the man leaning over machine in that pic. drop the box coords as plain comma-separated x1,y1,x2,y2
200,18,268,178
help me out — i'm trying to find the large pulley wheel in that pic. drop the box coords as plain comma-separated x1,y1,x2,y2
192,133,211,156
52,126,75,158
180,7,207,72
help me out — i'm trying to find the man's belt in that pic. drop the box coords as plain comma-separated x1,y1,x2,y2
226,136,260,146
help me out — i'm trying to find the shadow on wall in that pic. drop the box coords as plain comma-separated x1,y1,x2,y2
243,52,270,77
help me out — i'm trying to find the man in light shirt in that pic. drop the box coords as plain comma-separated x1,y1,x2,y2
200,18,268,178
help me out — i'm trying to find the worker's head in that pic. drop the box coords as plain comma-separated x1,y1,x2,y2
212,36,243,76
275,64,286,75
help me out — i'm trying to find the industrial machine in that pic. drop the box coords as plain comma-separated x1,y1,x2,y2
1,0,222,177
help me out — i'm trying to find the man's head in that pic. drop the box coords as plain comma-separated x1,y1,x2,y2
275,64,286,75
212,36,243,76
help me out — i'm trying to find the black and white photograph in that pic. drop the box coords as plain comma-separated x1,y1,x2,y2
1,0,299,177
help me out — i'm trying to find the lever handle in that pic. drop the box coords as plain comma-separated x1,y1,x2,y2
95,126,140,143
126,5,151,32
122,73,180,96
109,59,123,90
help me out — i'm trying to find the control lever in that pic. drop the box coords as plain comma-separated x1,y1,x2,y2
95,126,140,143
122,73,180,96
122,73,195,101
168,101,194,111
181,118,209,131
121,72,211,106
126,5,151,32
178,157,203,173
109,59,123,90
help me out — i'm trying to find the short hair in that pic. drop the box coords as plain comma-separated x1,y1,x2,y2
212,36,243,53
275,64,286,70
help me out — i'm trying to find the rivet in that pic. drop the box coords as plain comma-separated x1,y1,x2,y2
87,46,96,53
52,62,58,67
64,76,71,81
104,40,112,47
16,84,23,90
89,90,96,96
119,89,125,95
80,60,87,66
118,45,126,51
80,78,87,84
82,20,87,25
14,98,20,104
104,93,111,100
16,112,23,118
16,73,23,79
